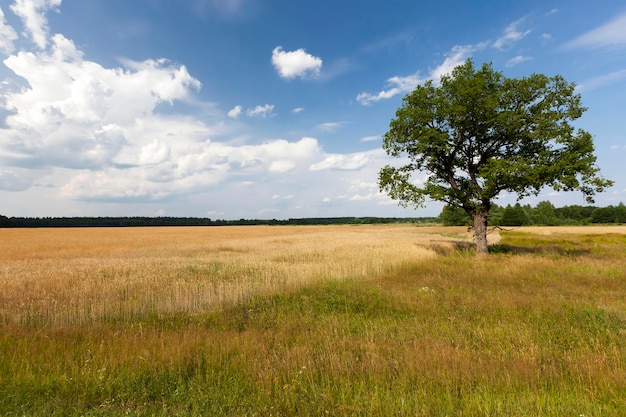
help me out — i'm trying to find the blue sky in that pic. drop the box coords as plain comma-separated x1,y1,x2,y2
0,0,625,219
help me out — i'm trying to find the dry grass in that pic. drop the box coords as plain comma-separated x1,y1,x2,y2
0,225,442,326
1,225,624,416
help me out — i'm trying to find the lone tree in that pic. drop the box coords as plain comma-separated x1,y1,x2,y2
379,60,613,255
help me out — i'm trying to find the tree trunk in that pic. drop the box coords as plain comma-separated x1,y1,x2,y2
473,210,490,256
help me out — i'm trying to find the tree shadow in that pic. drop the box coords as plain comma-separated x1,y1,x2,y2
420,240,592,257
488,243,592,257
419,240,476,255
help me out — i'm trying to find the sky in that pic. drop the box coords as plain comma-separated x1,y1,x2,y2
0,0,625,220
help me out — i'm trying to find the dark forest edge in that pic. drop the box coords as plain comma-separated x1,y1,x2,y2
0,215,436,228
1,201,624,228
440,201,626,226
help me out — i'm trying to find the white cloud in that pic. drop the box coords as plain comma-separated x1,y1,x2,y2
357,71,423,106
10,0,61,49
0,168,31,191
338,180,388,203
493,17,531,49
228,105,242,118
430,44,482,81
271,46,322,79
317,121,347,132
0,1,421,219
576,69,626,92
60,137,324,201
269,193,295,203
566,13,626,49
360,135,380,143
268,160,296,173
292,107,304,114
0,7,18,54
357,43,480,105
246,104,274,118
309,153,370,171
506,55,532,67
348,193,381,201
1,33,202,172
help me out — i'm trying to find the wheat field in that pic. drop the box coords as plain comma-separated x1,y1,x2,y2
1,224,625,416
0,225,452,327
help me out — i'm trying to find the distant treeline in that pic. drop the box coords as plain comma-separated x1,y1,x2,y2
0,215,437,228
3,202,623,228
440,201,626,226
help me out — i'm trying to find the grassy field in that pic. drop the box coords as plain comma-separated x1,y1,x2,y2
1,225,625,416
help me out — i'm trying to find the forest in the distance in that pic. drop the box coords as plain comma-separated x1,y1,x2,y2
1,201,625,228
440,201,626,226
0,215,435,228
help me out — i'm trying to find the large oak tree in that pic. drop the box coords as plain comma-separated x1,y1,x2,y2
379,60,613,255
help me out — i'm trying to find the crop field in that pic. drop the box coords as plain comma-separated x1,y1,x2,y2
1,225,625,416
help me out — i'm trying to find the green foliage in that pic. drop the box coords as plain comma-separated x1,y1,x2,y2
439,204,472,225
500,203,532,226
439,201,626,226
591,203,626,224
532,200,558,225
380,59,613,252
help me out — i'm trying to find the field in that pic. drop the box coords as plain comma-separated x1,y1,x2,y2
1,225,625,416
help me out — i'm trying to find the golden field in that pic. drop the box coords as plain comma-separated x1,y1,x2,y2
1,225,451,327
1,224,625,416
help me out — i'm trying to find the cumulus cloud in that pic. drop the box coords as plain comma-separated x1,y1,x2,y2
271,46,322,79
246,104,274,118
61,137,324,201
493,17,531,49
357,44,479,105
292,107,304,114
0,2,413,218
227,105,242,118
565,13,626,49
268,160,296,173
229,104,276,118
309,153,370,171
1,33,201,170
0,7,18,54
0,4,328,205
337,179,388,203
10,0,61,49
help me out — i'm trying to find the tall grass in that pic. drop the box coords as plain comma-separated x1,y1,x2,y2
0,225,434,327
1,225,625,415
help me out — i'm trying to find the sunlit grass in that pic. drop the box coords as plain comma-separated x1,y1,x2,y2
1,225,625,415
0,225,435,327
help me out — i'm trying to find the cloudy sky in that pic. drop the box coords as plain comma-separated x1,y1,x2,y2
0,0,625,219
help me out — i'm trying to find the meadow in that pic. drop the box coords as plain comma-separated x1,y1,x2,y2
1,224,625,416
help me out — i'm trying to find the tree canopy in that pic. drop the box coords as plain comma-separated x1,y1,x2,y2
379,59,613,254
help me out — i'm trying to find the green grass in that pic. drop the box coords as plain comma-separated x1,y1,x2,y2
1,231,625,416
